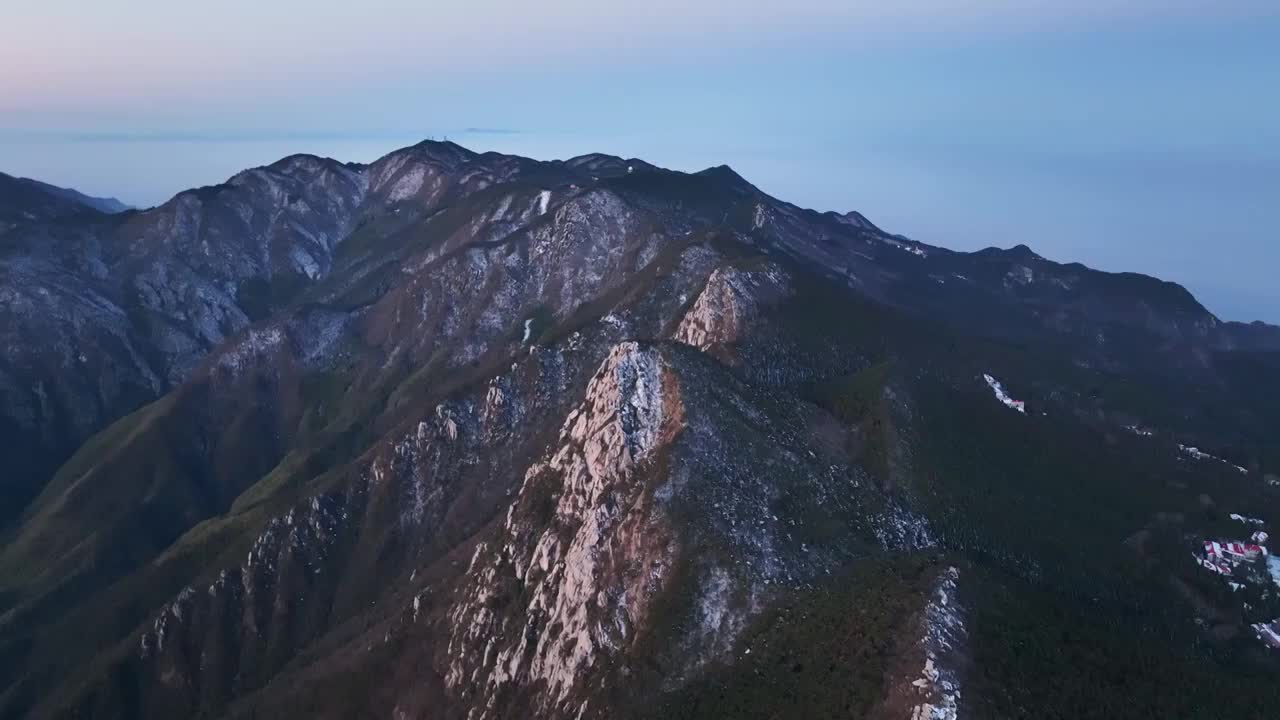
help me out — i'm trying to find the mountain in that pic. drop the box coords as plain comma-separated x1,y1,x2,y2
0,173,128,228
0,173,98,233
1,142,1278,719
15,176,131,215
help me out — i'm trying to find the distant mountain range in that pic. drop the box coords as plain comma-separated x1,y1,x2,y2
18,175,131,214
1,141,1278,719
0,173,130,241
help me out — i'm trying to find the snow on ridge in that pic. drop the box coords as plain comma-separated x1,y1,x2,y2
1179,444,1247,474
491,194,514,221
536,190,551,216
1230,513,1266,527
1252,618,1280,650
982,374,1025,413
442,342,679,715
751,203,770,231
388,165,426,202
216,326,285,375
911,567,964,720
883,236,927,258
289,245,321,280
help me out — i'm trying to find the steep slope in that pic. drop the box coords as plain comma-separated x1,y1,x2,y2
0,161,728,718
0,141,586,527
0,154,364,527
438,341,923,720
2,140,1279,719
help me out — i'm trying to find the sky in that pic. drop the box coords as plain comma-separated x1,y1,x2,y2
2,1,1277,322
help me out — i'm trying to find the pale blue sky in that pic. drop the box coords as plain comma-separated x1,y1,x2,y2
1,2,1277,322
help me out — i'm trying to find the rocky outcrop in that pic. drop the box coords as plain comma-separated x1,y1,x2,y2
445,343,684,719
442,340,926,719
0,154,368,528
869,566,967,720
674,263,790,357
909,567,966,720
138,493,350,716
105,280,720,719
0,143,600,530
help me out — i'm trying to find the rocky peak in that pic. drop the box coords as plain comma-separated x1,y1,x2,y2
408,139,480,166
441,338,929,718
835,209,881,231
694,164,757,195
444,342,684,717
674,262,791,357
561,154,659,179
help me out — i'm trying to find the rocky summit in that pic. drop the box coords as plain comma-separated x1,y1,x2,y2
1,141,1279,719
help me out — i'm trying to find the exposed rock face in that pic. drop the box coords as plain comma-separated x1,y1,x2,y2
54,241,724,719
0,141,578,527
909,567,966,720
867,566,966,720
0,153,366,526
139,492,349,685
0,161,730,720
446,343,684,718
674,263,790,357
442,341,926,719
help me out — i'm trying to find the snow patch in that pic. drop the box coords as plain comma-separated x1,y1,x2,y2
883,237,927,257
216,326,285,375
1005,265,1034,286
1230,513,1266,527
1179,444,1247,474
289,245,321,279
388,165,426,202
911,567,964,720
982,374,1026,413
1251,619,1280,650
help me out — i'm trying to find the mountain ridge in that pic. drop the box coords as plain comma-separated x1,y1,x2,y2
1,140,1278,719
0,172,130,216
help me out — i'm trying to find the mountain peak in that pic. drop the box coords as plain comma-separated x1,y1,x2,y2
973,243,1041,262
696,163,744,181
408,138,480,162
695,163,757,194
561,153,660,179
267,153,340,172
1008,243,1039,260
835,210,881,232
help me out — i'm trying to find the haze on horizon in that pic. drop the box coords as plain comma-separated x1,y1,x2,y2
2,0,1277,323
